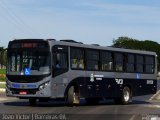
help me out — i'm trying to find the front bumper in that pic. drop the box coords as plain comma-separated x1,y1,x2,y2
6,82,51,98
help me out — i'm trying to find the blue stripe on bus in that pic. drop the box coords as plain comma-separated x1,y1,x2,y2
27,84,37,88
12,84,21,88
11,84,37,88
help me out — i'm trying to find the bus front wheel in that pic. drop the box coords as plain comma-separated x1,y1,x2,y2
67,86,80,106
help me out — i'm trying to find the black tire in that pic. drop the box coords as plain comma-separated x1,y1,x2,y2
114,87,132,105
29,98,37,106
67,86,80,106
85,98,99,105
122,87,131,105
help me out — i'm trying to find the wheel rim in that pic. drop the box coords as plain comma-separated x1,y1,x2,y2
124,90,130,102
73,92,76,101
68,86,80,105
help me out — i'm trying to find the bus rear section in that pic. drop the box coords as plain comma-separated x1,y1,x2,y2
65,46,157,105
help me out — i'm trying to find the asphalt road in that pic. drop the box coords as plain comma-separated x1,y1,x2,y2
0,80,159,120
0,93,160,120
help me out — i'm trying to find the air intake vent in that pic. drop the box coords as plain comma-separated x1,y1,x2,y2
47,39,56,41
60,39,83,44
91,44,100,46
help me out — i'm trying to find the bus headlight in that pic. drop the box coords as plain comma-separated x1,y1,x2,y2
39,81,50,90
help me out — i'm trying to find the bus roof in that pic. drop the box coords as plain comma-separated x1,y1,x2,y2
50,40,157,56
9,39,157,56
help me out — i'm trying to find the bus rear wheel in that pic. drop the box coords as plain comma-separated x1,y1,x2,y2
114,87,131,105
29,98,37,106
67,86,80,106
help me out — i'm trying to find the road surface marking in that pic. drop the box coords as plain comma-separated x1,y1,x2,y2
129,114,136,120
149,90,160,100
0,98,8,102
145,105,160,108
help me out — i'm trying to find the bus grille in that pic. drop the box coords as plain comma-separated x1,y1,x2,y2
10,88,38,95
6,75,47,83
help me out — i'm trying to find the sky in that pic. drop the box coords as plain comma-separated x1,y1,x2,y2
0,0,160,48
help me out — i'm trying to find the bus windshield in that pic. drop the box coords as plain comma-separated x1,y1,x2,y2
7,50,51,75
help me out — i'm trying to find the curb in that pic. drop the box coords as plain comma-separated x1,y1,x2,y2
149,90,160,101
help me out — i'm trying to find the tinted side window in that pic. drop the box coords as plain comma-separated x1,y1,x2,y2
114,53,123,72
145,56,155,73
86,50,99,70
136,55,144,73
56,53,67,69
101,51,113,71
70,47,84,69
126,54,135,72
52,46,68,77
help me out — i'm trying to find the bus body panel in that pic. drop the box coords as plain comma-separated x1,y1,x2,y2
6,39,157,102
65,70,157,99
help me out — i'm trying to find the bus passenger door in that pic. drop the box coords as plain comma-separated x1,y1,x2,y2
52,46,68,77
52,46,68,98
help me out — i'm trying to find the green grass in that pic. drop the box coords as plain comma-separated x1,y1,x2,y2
0,69,6,74
0,83,5,88
0,69,6,82
0,77,6,82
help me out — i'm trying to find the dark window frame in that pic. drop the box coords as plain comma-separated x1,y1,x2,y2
52,45,156,74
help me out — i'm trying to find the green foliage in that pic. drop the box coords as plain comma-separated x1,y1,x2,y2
0,69,6,74
112,36,160,71
0,69,6,82
0,78,6,82
0,47,7,68
0,74,6,81
0,83,5,88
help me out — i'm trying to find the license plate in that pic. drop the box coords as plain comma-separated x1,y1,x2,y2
19,91,27,95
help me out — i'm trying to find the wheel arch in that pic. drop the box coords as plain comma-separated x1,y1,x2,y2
64,81,80,100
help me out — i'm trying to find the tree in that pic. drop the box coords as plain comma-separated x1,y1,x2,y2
0,47,7,69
